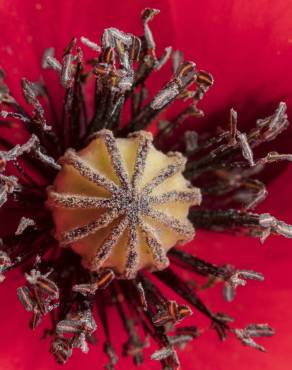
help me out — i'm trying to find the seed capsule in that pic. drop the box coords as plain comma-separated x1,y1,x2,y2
47,130,200,278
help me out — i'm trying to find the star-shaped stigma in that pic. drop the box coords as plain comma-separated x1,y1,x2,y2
47,130,201,278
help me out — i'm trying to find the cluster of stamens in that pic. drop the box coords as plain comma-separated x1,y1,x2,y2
0,7,291,369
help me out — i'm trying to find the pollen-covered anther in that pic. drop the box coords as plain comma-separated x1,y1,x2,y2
47,130,201,278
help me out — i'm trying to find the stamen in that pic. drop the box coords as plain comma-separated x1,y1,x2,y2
16,217,36,235
80,36,101,52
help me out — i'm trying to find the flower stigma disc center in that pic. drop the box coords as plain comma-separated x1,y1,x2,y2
47,130,201,279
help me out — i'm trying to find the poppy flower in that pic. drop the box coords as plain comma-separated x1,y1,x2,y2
0,1,291,370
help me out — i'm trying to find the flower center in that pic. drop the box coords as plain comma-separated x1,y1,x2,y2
47,130,201,278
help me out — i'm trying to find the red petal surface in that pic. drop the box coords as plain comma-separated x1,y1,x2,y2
0,1,291,369
171,0,292,144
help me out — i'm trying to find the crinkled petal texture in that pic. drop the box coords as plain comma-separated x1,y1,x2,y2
0,0,292,369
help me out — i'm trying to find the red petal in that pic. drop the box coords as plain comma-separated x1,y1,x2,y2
258,166,292,218
169,0,292,155
171,0,292,112
180,228,292,370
